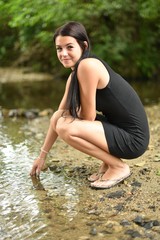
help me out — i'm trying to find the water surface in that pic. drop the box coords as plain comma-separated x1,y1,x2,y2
0,79,159,110
0,119,81,239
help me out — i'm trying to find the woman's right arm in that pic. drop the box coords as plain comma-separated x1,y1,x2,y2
30,75,72,176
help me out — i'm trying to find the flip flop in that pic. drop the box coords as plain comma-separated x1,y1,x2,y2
88,172,105,182
90,172,131,189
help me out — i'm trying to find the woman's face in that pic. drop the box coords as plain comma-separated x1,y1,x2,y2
55,36,83,69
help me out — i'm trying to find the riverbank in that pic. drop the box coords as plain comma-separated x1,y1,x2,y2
27,103,160,239
0,67,53,83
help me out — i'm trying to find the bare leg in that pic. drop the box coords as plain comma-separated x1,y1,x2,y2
55,116,130,185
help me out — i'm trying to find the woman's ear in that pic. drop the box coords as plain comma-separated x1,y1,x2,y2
84,41,88,50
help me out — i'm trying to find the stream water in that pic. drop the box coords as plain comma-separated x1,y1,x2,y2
0,118,82,239
0,79,160,239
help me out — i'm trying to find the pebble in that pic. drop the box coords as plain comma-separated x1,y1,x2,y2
125,229,142,238
131,181,142,187
1,107,53,118
106,190,126,199
89,227,97,236
133,215,160,230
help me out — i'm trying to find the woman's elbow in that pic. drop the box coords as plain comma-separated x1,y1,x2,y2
81,112,96,121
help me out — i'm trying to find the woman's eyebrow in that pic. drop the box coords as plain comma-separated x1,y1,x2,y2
56,43,74,47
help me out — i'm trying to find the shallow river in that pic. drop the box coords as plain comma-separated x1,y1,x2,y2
0,119,82,240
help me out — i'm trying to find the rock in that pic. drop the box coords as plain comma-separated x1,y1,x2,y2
125,229,142,238
8,109,19,117
39,108,53,117
120,219,131,226
133,216,144,226
133,216,160,229
114,203,124,211
104,220,123,233
89,227,97,236
131,181,142,187
106,190,126,199
24,109,39,119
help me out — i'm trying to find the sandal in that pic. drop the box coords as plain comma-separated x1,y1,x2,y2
90,172,131,189
88,172,105,182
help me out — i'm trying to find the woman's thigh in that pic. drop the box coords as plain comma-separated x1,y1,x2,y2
56,116,109,153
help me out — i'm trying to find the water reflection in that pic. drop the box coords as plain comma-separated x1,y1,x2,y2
0,79,160,110
0,119,79,239
0,80,65,110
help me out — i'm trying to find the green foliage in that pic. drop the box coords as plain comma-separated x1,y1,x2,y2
0,0,160,79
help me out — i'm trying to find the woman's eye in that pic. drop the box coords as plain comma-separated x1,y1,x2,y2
56,47,62,52
67,46,73,50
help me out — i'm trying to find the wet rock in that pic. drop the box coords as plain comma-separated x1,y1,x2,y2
133,216,160,229
3,107,53,119
39,108,53,117
8,109,20,117
89,227,97,236
24,109,39,119
152,220,160,226
106,190,125,199
114,203,124,211
131,180,142,187
49,165,58,171
133,216,144,226
120,219,131,226
125,229,142,238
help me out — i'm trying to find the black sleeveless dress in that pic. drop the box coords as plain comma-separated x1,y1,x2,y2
94,57,149,159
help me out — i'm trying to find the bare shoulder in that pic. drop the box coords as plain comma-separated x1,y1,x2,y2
78,58,103,71
78,58,110,88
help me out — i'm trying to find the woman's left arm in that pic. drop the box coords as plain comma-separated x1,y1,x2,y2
77,59,99,121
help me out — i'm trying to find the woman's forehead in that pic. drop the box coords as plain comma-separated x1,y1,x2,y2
55,36,77,46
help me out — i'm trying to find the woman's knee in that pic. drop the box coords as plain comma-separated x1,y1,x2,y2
50,110,64,130
56,118,76,140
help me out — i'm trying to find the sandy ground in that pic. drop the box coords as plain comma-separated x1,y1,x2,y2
27,103,160,239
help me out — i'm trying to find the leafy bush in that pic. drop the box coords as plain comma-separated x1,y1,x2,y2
0,0,159,79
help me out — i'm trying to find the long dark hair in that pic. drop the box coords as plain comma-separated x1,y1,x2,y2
53,21,91,118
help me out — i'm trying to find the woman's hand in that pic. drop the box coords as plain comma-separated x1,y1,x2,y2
30,157,45,177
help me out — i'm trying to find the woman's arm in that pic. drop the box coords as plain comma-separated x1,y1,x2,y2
77,59,100,121
30,75,72,176
77,58,110,121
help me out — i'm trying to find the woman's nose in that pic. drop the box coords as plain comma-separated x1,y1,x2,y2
61,49,68,56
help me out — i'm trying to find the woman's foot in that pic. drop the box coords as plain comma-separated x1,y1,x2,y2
90,163,131,189
88,162,108,182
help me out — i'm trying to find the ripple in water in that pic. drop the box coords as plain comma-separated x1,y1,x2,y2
0,119,79,240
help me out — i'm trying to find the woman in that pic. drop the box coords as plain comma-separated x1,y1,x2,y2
30,21,150,189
